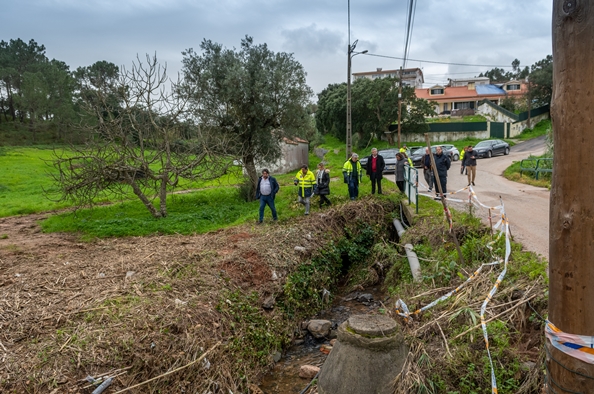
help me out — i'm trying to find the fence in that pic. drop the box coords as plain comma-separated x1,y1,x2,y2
404,165,419,213
519,158,553,180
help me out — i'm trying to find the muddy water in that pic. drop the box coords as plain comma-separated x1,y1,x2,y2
258,287,388,393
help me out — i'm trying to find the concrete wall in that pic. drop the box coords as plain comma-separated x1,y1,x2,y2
509,112,550,137
400,130,489,143
477,103,517,123
254,141,309,175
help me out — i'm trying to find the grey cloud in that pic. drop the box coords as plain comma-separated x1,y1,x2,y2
281,24,343,57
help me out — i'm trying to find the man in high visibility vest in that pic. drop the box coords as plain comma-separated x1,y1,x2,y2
294,165,316,215
342,153,363,200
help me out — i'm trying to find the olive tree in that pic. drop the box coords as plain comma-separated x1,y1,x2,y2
51,55,230,218
179,36,313,198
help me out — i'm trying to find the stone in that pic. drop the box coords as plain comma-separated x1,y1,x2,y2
272,351,282,362
357,293,373,302
307,319,332,338
328,329,338,339
262,296,275,310
314,148,329,160
294,246,307,253
329,339,337,346
299,365,320,379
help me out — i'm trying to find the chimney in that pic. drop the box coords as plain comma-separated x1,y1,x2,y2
376,68,382,72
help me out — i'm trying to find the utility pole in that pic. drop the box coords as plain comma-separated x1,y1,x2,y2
397,66,403,149
346,43,353,160
547,1,594,393
526,76,531,129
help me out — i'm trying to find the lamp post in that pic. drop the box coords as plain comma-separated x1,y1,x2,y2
346,41,367,160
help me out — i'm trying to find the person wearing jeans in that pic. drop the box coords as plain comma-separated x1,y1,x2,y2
294,165,316,215
255,169,279,223
342,153,363,200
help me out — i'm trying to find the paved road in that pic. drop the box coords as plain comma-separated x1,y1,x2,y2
416,136,550,259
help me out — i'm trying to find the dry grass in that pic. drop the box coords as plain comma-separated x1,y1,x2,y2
0,197,398,393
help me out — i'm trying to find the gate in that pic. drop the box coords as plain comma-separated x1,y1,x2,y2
490,122,505,138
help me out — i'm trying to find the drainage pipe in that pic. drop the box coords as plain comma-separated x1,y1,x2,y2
393,219,422,281
393,218,406,238
404,244,422,281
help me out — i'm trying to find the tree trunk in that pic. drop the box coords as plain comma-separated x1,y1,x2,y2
129,180,161,218
243,153,258,202
159,173,168,218
547,1,594,392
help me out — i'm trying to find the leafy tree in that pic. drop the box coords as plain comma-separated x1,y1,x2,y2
478,58,529,82
0,39,48,121
179,36,313,198
528,55,553,106
51,55,229,218
315,77,433,147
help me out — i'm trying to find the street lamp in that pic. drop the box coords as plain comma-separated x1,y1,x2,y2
346,40,367,160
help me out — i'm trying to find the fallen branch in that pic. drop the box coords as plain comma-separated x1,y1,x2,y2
452,294,538,340
113,341,221,393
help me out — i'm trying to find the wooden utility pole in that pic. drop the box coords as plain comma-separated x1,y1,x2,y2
547,1,594,392
424,134,464,265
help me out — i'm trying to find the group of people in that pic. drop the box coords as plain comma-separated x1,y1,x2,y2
256,144,477,221
422,145,478,199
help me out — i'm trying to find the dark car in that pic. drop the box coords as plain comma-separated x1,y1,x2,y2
360,149,399,172
473,139,510,158
410,145,458,168
439,144,460,161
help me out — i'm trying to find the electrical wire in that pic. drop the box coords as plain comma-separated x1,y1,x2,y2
363,52,513,68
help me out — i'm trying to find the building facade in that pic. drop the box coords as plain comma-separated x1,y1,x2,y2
352,67,424,89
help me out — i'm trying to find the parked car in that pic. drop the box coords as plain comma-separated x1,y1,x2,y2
440,144,460,161
473,139,510,158
410,145,459,167
360,148,400,172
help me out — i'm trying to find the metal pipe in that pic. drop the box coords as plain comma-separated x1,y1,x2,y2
392,219,422,281
404,244,422,282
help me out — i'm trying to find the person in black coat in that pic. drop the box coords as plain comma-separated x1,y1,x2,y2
315,163,332,208
433,146,451,197
365,148,386,194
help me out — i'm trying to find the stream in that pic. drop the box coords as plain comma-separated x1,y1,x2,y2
258,287,389,393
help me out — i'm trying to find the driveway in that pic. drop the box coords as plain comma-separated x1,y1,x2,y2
414,136,550,260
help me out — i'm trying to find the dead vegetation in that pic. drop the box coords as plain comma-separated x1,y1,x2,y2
0,198,398,393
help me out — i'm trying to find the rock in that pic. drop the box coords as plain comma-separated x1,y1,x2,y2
271,271,279,281
521,361,536,371
328,329,338,339
299,365,320,379
262,296,275,310
294,246,307,253
272,351,282,362
320,344,332,354
329,339,337,346
357,293,373,302
125,271,135,279
174,298,187,308
314,148,329,160
307,319,332,338
300,321,310,330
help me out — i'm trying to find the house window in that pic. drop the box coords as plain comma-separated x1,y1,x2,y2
454,102,471,109
507,84,520,91
430,88,444,95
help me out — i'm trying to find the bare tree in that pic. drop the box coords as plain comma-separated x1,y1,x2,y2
50,54,231,218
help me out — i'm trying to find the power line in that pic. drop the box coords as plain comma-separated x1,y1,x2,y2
402,0,417,69
363,52,513,68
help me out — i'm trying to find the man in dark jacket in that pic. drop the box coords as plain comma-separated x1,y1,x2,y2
433,146,451,197
255,169,279,223
365,148,386,194
422,147,434,193
465,145,478,186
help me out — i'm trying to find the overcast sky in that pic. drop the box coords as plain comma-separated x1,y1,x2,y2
3,0,552,100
